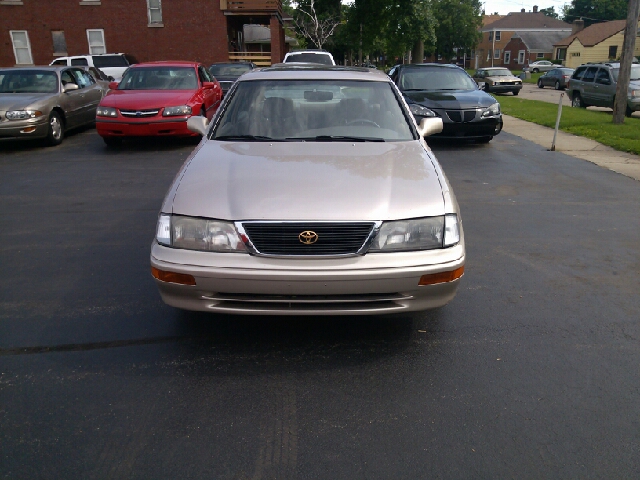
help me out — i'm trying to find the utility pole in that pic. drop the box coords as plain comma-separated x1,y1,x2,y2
613,0,640,124
358,23,362,66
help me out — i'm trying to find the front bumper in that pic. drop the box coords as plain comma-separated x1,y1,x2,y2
150,242,465,315
485,83,522,93
0,117,49,140
414,112,502,139
96,116,195,137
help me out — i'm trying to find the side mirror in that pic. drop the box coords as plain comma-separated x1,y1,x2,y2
108,81,119,90
187,116,209,136
203,82,216,89
417,117,443,137
63,83,79,93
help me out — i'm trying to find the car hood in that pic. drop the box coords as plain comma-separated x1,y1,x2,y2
403,89,496,110
100,90,196,109
0,93,56,110
484,75,520,82
168,141,446,221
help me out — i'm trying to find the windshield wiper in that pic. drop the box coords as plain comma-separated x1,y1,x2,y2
213,135,279,141
287,135,385,142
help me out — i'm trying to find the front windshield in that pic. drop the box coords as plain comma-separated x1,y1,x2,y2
210,64,253,77
487,69,513,76
611,65,640,81
0,71,58,93
285,53,333,65
118,66,197,90
399,68,477,91
212,79,414,141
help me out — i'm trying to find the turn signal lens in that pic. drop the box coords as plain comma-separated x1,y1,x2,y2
418,266,464,286
151,267,196,285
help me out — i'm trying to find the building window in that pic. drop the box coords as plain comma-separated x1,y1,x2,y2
494,49,501,59
555,48,566,60
504,51,511,64
518,50,525,64
495,31,501,41
52,31,67,56
10,30,33,65
147,0,162,24
488,32,493,41
609,45,618,59
571,52,581,57
86,29,106,54
536,52,544,58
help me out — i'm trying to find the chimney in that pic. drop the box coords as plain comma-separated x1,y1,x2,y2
572,19,585,35
533,5,538,13
521,8,525,12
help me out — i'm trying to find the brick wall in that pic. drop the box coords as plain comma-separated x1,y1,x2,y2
0,0,231,67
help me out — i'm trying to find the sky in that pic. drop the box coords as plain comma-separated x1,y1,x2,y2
482,0,568,15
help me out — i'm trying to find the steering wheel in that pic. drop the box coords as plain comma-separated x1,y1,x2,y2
346,119,380,128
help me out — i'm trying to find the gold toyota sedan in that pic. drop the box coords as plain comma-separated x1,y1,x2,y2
0,66,105,145
150,65,465,315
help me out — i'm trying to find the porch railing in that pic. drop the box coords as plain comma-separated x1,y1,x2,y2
220,0,282,17
228,52,272,66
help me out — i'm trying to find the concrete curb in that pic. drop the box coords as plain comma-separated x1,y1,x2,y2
502,114,640,182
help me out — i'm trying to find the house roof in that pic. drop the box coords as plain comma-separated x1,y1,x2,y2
482,15,504,27
554,20,627,47
481,12,570,31
512,31,570,52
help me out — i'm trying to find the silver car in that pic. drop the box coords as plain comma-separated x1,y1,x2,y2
150,65,465,315
0,66,104,145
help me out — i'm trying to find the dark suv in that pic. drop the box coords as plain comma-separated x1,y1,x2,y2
568,62,640,117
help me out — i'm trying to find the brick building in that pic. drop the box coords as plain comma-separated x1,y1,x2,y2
501,31,567,69
0,0,287,68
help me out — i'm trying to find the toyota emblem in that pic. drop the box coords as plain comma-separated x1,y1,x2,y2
299,230,318,245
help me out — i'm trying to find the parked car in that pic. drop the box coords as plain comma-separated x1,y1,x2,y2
95,61,222,146
283,49,335,65
390,63,503,143
528,60,555,73
0,66,105,145
472,67,522,95
50,53,137,81
150,64,465,315
568,62,640,117
537,67,574,90
83,66,112,93
208,62,256,96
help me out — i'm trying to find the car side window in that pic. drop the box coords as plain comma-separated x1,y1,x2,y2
60,70,77,86
70,69,92,88
572,67,587,80
51,59,66,66
582,67,598,83
595,69,611,85
197,66,209,85
71,58,89,66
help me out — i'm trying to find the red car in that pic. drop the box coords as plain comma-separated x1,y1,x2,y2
96,61,222,146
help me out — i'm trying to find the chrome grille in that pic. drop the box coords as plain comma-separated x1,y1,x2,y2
446,110,477,123
120,109,160,117
240,222,376,256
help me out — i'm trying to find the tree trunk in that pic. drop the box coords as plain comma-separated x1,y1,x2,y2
613,0,640,124
411,40,424,64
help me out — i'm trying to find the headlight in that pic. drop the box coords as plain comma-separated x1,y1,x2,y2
494,81,500,86
156,214,247,253
409,104,436,118
630,90,640,97
96,106,117,117
6,110,43,120
481,102,501,118
163,105,192,116
369,215,460,252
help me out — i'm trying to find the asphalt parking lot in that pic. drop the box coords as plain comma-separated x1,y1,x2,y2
1,129,640,478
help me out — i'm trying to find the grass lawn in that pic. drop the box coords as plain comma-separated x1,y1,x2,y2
494,95,640,155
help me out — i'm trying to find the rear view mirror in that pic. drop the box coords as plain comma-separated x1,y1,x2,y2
187,116,209,136
417,117,443,137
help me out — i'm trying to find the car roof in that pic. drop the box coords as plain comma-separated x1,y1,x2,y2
129,61,200,67
53,53,127,59
0,66,70,72
483,67,510,70
237,64,391,82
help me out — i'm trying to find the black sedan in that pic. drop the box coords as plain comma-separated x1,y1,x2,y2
537,67,575,90
208,62,256,97
390,63,503,143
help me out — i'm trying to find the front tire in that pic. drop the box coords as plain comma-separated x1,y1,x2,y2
572,93,585,108
46,111,64,146
513,90,520,96
537,79,544,88
477,136,492,144
626,106,634,118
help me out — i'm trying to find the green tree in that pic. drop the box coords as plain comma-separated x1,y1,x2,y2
562,0,628,26
433,0,483,60
539,6,559,19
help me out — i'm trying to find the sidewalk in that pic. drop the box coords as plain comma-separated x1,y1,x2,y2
502,114,640,182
